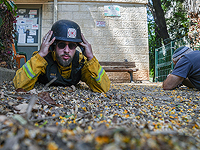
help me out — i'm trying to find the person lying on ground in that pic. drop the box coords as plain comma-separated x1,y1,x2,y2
13,20,110,93
163,46,200,90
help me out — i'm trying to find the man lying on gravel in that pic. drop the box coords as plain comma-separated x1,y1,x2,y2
163,46,200,90
13,20,110,93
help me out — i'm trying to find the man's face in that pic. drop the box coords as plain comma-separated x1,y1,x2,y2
55,41,77,67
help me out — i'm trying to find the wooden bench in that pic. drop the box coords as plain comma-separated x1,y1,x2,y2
99,62,139,82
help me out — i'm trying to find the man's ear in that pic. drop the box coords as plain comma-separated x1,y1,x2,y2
172,60,176,65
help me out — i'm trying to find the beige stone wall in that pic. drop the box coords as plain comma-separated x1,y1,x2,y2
16,0,148,3
15,0,149,82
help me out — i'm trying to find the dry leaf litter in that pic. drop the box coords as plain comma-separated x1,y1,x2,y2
0,81,200,150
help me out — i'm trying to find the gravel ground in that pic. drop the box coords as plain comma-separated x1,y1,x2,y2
0,81,200,150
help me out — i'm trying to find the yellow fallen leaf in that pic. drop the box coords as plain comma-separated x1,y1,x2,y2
47,142,58,150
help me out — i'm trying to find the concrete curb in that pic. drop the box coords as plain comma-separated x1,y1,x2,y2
0,67,16,84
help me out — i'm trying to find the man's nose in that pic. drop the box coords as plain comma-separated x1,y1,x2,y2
63,45,70,53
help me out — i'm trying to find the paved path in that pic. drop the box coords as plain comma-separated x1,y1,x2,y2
0,67,16,84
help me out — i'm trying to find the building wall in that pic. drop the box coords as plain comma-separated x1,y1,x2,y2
15,0,149,82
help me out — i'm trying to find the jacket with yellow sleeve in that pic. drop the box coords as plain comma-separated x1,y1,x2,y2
13,51,110,93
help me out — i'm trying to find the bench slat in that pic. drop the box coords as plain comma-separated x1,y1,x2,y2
103,67,138,72
99,62,136,68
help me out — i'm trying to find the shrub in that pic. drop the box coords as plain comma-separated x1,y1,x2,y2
0,0,17,69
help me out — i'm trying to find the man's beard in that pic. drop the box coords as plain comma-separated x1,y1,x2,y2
55,52,73,67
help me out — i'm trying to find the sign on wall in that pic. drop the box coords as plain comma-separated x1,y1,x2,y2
16,9,39,44
96,21,106,27
104,5,120,17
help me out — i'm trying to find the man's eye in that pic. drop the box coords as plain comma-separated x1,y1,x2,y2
58,43,66,49
68,43,77,50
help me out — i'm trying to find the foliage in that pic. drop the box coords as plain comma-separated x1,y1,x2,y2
188,13,200,50
147,16,161,81
164,1,190,40
0,0,17,69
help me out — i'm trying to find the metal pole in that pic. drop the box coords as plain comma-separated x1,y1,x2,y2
155,48,158,82
170,41,174,71
54,0,57,23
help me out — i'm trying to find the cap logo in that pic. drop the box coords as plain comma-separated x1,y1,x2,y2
67,28,76,38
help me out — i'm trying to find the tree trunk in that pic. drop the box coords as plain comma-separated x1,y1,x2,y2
152,0,170,44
